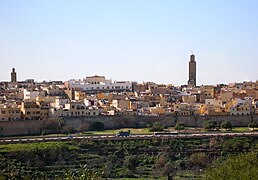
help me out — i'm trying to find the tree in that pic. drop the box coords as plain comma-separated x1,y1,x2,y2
44,118,65,134
0,127,4,136
92,122,105,131
248,121,258,131
222,137,250,153
163,162,174,180
174,122,185,131
149,122,165,132
221,121,232,131
79,124,88,132
123,155,138,172
173,112,179,125
204,151,258,180
155,153,175,180
202,120,219,131
64,168,101,179
58,118,66,132
189,153,209,170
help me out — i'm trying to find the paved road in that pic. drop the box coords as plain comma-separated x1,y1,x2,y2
0,132,258,144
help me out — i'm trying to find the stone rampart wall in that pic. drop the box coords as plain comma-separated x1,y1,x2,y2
0,115,257,136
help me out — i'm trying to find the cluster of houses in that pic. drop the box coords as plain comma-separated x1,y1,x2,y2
0,74,258,121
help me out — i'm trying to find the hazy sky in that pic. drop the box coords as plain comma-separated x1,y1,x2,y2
0,0,258,85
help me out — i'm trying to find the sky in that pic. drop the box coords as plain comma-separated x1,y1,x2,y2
0,0,258,85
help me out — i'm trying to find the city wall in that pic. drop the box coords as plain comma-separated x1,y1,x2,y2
0,115,257,136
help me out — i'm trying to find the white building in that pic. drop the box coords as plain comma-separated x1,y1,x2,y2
23,89,45,100
50,97,70,109
68,75,132,93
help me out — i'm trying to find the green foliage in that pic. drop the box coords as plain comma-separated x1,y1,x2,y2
43,118,66,134
64,168,101,180
220,121,232,131
222,137,251,153
0,137,257,179
202,120,219,131
189,153,209,168
204,151,258,180
0,142,75,153
154,153,175,179
92,122,105,131
248,120,258,130
123,155,138,172
149,122,165,132
174,122,185,131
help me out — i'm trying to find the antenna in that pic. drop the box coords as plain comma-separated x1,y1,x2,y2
190,50,194,55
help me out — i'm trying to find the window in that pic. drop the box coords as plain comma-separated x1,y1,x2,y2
1,111,6,114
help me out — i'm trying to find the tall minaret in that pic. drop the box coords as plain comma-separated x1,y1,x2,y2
188,54,196,87
11,68,17,82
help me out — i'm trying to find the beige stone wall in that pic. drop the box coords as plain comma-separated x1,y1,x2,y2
0,115,257,136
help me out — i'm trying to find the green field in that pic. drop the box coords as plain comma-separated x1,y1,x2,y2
81,126,254,136
0,135,257,179
82,127,153,135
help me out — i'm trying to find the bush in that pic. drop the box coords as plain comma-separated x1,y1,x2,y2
248,121,258,130
189,152,209,168
149,122,165,132
221,121,232,131
204,151,258,180
92,122,105,131
175,122,185,131
202,121,219,131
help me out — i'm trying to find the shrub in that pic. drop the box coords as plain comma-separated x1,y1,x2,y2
221,121,232,131
92,122,105,131
202,120,219,131
149,122,165,132
175,122,185,131
248,121,258,130
204,151,258,180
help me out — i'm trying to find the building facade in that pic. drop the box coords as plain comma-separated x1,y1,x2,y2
69,75,132,93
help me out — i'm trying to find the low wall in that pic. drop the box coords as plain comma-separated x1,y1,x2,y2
0,115,257,136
